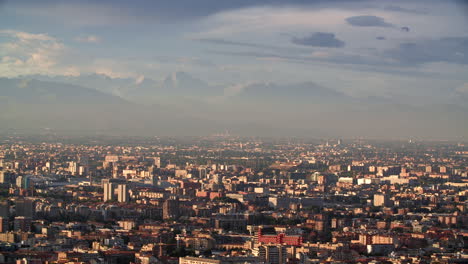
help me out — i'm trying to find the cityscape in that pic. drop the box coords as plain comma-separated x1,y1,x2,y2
1,0,468,263
0,135,466,263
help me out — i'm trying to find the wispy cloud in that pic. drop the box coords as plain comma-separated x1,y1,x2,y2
384,5,428,14
75,35,101,43
193,7,354,38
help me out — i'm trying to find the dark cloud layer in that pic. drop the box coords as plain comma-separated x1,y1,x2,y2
346,15,393,27
292,32,345,48
10,0,367,21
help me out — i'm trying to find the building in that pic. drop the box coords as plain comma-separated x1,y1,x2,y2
179,257,220,264
14,216,32,232
257,226,303,246
373,193,391,207
117,184,129,203
0,171,13,184
105,155,120,163
199,168,207,179
16,176,23,188
425,166,432,173
45,161,53,171
103,182,116,202
254,245,287,264
366,244,395,255
16,176,31,189
163,198,180,220
118,220,136,230
0,217,9,232
68,161,78,176
153,157,161,168
213,214,248,232
0,201,9,218
151,175,158,186
15,199,34,217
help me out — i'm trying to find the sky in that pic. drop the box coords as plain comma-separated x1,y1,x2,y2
0,0,468,139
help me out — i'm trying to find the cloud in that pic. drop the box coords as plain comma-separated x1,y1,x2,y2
0,30,139,78
192,7,355,38
385,37,468,65
0,30,219,79
75,35,101,43
291,32,345,48
0,30,68,76
346,15,393,27
384,5,427,14
8,0,366,25
0,30,54,41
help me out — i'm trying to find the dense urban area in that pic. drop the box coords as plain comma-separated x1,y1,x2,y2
0,135,466,264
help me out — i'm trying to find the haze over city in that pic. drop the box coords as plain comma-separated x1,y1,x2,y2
1,0,468,139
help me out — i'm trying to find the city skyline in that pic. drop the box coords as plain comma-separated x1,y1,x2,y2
0,135,466,263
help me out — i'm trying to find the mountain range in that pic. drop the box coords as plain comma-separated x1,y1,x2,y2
1,73,467,139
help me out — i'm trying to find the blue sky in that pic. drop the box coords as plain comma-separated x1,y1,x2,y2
1,0,468,100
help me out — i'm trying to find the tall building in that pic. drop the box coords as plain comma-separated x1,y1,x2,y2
0,171,13,184
23,176,31,189
103,182,116,202
151,175,159,186
213,174,222,184
78,155,89,176
112,165,119,179
14,216,32,232
0,201,9,218
16,176,31,189
153,157,161,168
68,161,78,176
163,198,180,220
199,168,207,179
78,166,86,176
16,176,23,188
15,199,34,217
45,161,53,171
0,217,9,232
117,184,129,203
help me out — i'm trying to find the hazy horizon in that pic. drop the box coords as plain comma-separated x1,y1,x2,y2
1,0,468,140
